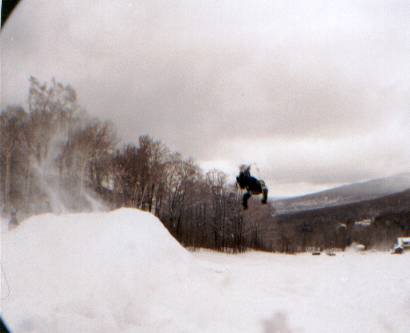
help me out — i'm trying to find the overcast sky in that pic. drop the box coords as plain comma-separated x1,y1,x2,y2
1,0,409,196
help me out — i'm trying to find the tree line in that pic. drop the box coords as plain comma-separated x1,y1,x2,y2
4,78,404,253
1,77,265,252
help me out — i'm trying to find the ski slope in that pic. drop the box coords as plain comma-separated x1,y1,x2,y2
1,209,409,332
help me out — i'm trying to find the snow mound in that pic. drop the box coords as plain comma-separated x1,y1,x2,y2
3,209,409,332
1,208,224,332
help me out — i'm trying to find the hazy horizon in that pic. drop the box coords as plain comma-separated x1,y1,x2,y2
2,0,409,196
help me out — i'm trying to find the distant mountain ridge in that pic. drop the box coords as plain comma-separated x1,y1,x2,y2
273,173,410,214
275,188,410,224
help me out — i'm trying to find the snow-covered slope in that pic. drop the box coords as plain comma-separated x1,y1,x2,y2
194,249,410,333
1,209,227,332
1,209,409,332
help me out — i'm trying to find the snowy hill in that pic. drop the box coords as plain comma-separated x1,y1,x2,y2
273,173,410,213
1,209,410,332
1,209,223,332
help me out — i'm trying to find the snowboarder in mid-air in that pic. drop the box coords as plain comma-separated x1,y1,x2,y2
236,165,268,209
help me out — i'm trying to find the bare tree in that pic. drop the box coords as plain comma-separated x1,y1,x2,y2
0,106,28,211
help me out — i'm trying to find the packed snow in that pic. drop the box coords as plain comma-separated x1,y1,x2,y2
1,209,409,332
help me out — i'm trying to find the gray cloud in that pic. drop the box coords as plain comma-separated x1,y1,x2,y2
2,0,409,195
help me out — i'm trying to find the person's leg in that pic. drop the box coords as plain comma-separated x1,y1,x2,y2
262,188,268,204
243,191,251,209
259,180,268,204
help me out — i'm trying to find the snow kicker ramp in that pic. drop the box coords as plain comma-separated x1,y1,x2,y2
2,208,410,332
1,208,231,332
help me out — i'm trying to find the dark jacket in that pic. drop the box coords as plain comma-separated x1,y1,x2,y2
236,172,263,194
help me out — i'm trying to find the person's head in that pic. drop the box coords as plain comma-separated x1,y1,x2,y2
239,164,250,173
237,165,251,189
